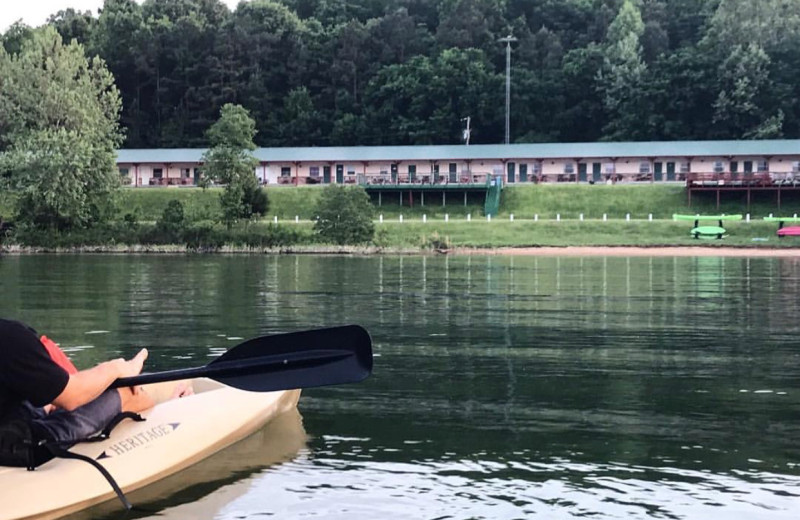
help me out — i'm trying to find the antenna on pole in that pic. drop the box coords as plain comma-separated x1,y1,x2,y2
498,34,517,145
461,116,471,145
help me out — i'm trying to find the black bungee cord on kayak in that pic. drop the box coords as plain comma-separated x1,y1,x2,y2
22,412,146,510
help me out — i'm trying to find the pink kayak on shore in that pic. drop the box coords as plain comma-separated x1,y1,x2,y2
777,226,800,237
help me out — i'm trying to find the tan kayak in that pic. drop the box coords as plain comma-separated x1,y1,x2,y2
69,407,307,520
0,379,301,520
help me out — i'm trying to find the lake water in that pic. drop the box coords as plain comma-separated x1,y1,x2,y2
1,254,799,519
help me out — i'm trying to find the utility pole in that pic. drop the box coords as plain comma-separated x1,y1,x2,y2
461,116,471,145
498,34,517,145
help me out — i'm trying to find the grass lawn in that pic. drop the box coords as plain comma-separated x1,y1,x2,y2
376,219,793,248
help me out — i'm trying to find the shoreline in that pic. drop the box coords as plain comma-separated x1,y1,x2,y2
455,246,800,257
2,244,800,257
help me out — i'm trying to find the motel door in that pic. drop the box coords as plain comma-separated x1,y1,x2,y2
654,162,663,181
666,162,675,181
592,163,602,182
449,163,457,183
336,164,344,183
743,161,753,175
730,161,739,181
391,164,398,183
519,164,527,182
409,165,416,183
578,163,587,182
507,162,515,183
323,166,331,183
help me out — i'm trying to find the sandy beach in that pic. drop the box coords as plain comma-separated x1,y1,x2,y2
456,246,800,257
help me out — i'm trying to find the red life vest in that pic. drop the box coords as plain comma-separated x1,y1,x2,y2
40,335,78,375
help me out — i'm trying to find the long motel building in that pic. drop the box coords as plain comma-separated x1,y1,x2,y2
117,140,800,188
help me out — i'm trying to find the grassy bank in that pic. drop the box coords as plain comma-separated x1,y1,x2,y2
5,185,800,222
500,184,800,219
4,219,796,251
3,185,800,251
376,220,794,248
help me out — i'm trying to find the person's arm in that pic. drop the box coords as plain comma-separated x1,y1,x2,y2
51,349,148,411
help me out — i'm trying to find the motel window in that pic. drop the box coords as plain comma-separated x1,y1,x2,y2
756,160,768,172
563,163,575,174
792,161,800,173
639,162,651,174
281,167,291,177
679,162,690,173
713,161,724,173
604,163,615,174
347,166,356,175
531,163,541,174
119,168,129,177
310,166,320,177
380,168,388,175
181,168,191,178
153,168,163,179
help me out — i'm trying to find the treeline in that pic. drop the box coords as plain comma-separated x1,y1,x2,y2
3,0,800,147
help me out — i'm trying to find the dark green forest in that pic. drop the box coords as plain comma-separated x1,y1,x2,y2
3,0,799,148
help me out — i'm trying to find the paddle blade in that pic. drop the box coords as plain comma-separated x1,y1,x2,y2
209,324,373,392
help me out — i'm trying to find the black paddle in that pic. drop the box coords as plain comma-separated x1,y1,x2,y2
109,325,373,392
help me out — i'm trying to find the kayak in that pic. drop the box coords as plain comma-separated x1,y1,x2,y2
777,226,800,237
71,407,307,520
1,379,301,520
691,225,726,239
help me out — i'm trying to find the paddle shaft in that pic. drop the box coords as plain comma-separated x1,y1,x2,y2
110,349,353,388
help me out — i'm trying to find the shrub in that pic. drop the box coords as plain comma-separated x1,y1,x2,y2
244,185,269,216
229,224,306,249
313,186,375,245
155,199,186,243
184,223,225,252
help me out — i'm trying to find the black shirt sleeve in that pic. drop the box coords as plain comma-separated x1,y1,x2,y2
0,319,70,408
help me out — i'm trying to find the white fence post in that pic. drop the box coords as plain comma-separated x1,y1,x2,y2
534,214,539,222
648,214,652,221
510,214,514,222
626,213,630,221
445,214,449,222
579,213,584,222
603,213,607,221
423,214,427,223
399,215,403,223
295,215,299,223
556,214,561,222
467,214,471,222
487,214,492,222
379,214,383,223
274,216,278,224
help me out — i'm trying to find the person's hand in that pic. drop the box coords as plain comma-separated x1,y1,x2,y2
115,348,148,379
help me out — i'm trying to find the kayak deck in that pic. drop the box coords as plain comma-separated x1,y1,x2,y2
1,379,300,520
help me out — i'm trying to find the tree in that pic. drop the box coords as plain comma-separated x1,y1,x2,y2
712,44,783,138
48,9,95,46
597,0,649,140
200,104,264,228
313,186,375,245
0,27,122,229
280,86,323,145
704,0,800,51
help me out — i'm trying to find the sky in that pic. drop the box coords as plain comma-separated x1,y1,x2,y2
0,0,240,32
